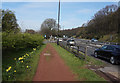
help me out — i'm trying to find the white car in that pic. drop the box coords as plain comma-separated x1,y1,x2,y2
91,38,98,42
67,39,76,46
59,38,63,42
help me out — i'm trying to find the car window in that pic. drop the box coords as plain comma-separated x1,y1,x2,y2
101,46,107,50
106,46,114,51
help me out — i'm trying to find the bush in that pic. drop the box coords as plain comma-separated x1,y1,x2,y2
2,32,44,50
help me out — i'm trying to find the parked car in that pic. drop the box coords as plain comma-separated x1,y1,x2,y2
63,37,68,41
67,39,76,46
58,38,63,42
94,45,120,64
91,38,98,42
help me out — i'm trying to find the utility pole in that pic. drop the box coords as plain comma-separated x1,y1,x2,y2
58,0,60,38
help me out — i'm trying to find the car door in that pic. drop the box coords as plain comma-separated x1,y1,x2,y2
99,45,108,58
104,46,115,59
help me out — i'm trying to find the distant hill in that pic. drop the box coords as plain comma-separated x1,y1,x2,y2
60,4,119,43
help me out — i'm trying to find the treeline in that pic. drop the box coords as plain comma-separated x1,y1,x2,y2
60,4,119,42
1,9,44,51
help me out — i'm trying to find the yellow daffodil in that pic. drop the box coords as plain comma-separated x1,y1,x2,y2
33,48,36,51
14,58,16,60
6,66,12,72
21,60,23,63
6,69,9,72
14,70,16,73
18,57,23,60
24,55,26,57
26,66,29,68
26,53,29,56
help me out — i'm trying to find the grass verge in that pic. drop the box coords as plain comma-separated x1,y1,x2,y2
2,44,46,81
51,43,106,81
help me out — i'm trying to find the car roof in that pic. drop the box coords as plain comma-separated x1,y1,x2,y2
111,45,120,48
105,45,120,49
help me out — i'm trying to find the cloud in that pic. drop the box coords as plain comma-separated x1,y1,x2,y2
77,9,94,14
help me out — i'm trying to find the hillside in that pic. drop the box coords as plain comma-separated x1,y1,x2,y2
60,5,119,43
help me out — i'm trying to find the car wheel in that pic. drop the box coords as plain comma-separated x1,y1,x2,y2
110,56,116,64
94,52,98,58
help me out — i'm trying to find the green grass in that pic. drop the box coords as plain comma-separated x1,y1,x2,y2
2,44,46,81
51,43,106,81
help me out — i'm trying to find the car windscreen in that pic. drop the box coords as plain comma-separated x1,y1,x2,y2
101,45,107,50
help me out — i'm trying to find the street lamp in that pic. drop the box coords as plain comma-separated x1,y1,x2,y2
57,0,61,45
58,0,60,38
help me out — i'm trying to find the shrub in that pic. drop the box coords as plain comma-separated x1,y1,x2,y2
2,32,44,50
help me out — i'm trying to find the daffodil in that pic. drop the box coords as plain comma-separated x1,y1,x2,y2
21,60,23,63
14,70,16,73
14,58,16,60
26,66,29,68
6,66,12,72
26,53,29,56
18,57,23,60
33,48,36,51
6,69,9,72
24,55,26,57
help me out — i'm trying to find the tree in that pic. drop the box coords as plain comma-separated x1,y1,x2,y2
0,9,2,32
2,9,20,33
40,18,57,38
25,29,36,34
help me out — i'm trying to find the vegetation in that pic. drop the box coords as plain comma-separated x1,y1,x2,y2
52,43,106,81
2,9,20,33
2,32,44,51
2,45,46,81
2,9,45,81
40,18,58,38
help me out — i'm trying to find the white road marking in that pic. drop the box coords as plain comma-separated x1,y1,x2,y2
44,53,51,56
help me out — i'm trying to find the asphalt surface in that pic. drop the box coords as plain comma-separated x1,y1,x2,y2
59,38,120,79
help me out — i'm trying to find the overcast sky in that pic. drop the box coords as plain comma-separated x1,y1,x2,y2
2,1,118,31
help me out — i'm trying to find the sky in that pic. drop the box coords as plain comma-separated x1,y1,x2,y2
2,2,118,31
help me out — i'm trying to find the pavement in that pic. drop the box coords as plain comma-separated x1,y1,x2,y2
33,43,75,81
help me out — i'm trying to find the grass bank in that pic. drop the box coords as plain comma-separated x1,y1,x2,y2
2,44,46,81
52,43,106,81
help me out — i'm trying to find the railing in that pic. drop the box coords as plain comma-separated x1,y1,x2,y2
59,42,86,60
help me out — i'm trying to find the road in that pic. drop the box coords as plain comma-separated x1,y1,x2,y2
60,38,120,79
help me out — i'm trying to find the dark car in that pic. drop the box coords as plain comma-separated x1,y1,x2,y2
94,45,120,64
67,39,76,46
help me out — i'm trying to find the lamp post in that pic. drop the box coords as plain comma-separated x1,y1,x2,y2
58,0,60,38
57,0,60,45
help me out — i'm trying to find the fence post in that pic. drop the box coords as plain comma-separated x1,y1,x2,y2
72,46,73,52
85,46,88,60
77,46,79,55
69,45,70,51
